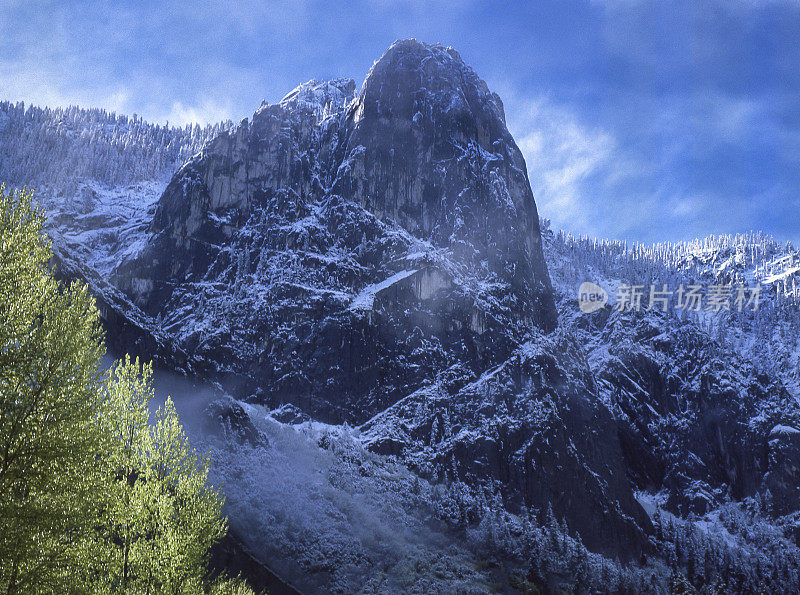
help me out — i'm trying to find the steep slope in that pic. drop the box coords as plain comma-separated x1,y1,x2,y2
0,101,228,367
333,40,555,330
5,39,800,590
116,40,557,424
105,40,660,560
360,329,653,559
544,226,800,544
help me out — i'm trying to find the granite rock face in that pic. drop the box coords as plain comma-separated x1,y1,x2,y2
109,40,663,559
334,41,555,330
6,40,800,583
580,309,799,518
361,330,654,559
116,40,557,424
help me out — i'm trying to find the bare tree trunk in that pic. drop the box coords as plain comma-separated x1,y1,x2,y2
6,558,19,595
122,531,130,590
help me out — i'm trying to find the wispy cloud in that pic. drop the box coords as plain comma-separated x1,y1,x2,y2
0,0,797,244
493,79,800,245
162,99,234,126
506,96,616,231
493,82,646,238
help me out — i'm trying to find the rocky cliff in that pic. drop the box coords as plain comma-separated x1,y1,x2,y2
116,40,557,424
108,40,664,560
6,39,800,590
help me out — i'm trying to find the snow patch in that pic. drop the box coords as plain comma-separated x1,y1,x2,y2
349,269,419,311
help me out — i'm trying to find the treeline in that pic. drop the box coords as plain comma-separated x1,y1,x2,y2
0,101,231,196
422,478,800,594
0,185,252,594
541,217,800,401
541,217,792,285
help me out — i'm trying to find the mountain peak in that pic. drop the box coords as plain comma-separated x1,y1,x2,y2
339,40,555,329
371,38,460,66
356,39,504,126
120,38,559,419
274,78,356,120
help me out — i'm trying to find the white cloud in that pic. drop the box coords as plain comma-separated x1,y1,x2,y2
496,88,617,233
670,194,708,218
162,100,234,126
489,79,798,243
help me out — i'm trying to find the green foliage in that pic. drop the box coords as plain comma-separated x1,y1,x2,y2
0,185,107,593
95,357,227,594
208,574,258,595
0,185,247,594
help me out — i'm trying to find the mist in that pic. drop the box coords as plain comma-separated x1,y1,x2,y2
100,354,493,593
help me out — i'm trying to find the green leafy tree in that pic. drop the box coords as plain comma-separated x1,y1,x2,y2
0,185,251,594
0,185,107,593
97,357,227,594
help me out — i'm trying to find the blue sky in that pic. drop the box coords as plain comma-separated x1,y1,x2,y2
2,0,799,244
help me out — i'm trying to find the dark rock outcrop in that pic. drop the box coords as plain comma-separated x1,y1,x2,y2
50,236,193,371
766,424,800,515
116,40,557,424
204,398,269,448
334,40,555,330
572,306,800,519
361,329,654,560
209,532,300,595
107,40,663,561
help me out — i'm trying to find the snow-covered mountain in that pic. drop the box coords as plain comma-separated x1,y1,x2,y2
113,41,557,427
3,39,800,593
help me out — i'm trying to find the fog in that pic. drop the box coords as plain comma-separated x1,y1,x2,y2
101,354,222,429
101,354,491,594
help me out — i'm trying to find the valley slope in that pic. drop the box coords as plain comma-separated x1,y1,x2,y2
3,39,800,593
